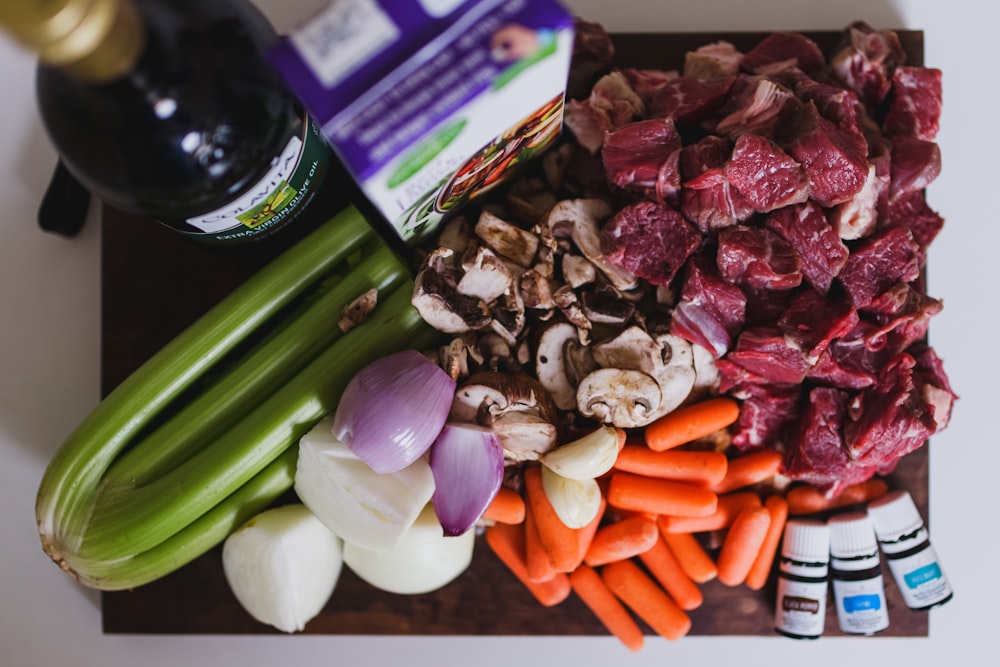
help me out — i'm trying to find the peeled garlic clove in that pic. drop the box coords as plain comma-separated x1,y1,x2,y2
343,504,475,595
540,425,620,480
540,465,603,529
295,417,435,551
222,503,342,633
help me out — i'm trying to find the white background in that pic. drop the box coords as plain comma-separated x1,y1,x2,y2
1,1,996,665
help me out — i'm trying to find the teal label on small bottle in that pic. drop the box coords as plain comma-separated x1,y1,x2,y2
842,593,882,613
904,563,942,589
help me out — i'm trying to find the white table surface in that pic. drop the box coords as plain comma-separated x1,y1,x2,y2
2,1,996,665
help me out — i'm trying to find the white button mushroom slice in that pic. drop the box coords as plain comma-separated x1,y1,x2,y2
492,409,559,462
591,325,664,373
690,341,721,398
519,268,557,311
534,321,580,411
562,254,598,289
412,247,492,334
649,333,698,420
456,246,515,303
576,367,663,429
475,209,539,267
544,198,638,292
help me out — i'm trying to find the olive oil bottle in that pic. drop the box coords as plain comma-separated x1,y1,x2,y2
0,0,343,244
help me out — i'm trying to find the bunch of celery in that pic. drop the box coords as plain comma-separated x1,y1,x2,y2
35,207,437,590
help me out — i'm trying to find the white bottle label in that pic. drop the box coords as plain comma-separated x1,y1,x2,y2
831,575,890,635
775,577,827,638
886,547,952,609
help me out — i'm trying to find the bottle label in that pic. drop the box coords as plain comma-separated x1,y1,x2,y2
831,575,890,635
183,116,331,242
886,547,952,608
775,577,827,638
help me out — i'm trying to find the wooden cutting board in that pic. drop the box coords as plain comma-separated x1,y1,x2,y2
100,30,933,637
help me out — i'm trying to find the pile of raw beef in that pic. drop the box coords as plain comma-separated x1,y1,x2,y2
566,21,955,494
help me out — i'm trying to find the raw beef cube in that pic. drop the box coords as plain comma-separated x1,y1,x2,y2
669,255,748,357
716,358,770,393
622,68,679,107
742,284,797,329
655,148,683,206
726,326,812,385
829,155,890,241
844,352,937,467
680,136,754,231
883,66,943,141
684,41,743,79
602,118,682,192
912,344,957,432
717,225,803,291
647,75,737,126
860,282,943,354
741,31,826,75
726,133,809,213
564,71,645,154
888,190,945,250
780,102,870,207
829,21,907,107
600,200,702,286
784,387,861,486
713,75,800,140
837,225,921,307
889,136,942,200
567,18,616,99
765,201,850,294
807,345,878,390
778,289,859,361
789,71,863,131
729,383,802,451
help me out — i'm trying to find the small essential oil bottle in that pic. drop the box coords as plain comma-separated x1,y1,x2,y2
867,490,953,610
828,512,890,635
774,520,831,639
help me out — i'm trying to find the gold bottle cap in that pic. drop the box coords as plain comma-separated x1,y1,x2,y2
0,0,144,81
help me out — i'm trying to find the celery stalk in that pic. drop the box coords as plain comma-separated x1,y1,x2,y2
36,208,375,570
102,243,407,487
58,283,439,577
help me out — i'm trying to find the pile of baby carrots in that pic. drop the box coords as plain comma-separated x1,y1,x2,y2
481,397,890,651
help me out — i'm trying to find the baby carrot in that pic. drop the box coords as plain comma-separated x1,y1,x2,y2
523,465,580,571
524,501,557,582
607,471,718,517
575,495,607,567
615,446,728,487
482,486,526,525
661,531,718,583
638,537,703,610
786,478,889,515
709,449,784,494
716,505,772,587
584,515,660,567
644,397,741,451
657,491,761,533
744,495,789,591
484,522,571,607
569,565,646,652
602,559,692,641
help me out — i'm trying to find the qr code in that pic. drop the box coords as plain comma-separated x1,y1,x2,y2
290,0,400,88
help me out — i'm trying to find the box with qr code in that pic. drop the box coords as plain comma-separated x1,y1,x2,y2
269,0,574,244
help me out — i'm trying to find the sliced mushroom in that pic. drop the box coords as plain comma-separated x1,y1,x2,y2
581,284,636,325
562,254,597,289
544,199,638,291
650,333,697,419
457,246,514,303
534,321,579,411
475,210,539,267
576,368,663,429
553,284,591,331
411,248,491,333
435,215,476,256
690,341,721,398
591,326,663,373
491,410,559,462
519,268,557,311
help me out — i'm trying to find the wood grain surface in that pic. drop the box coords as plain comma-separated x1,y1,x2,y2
100,29,932,637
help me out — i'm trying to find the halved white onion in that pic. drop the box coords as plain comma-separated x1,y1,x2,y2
343,503,475,594
222,503,342,633
295,416,435,551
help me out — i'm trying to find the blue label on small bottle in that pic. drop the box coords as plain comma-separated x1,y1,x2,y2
904,563,942,589
842,594,882,613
